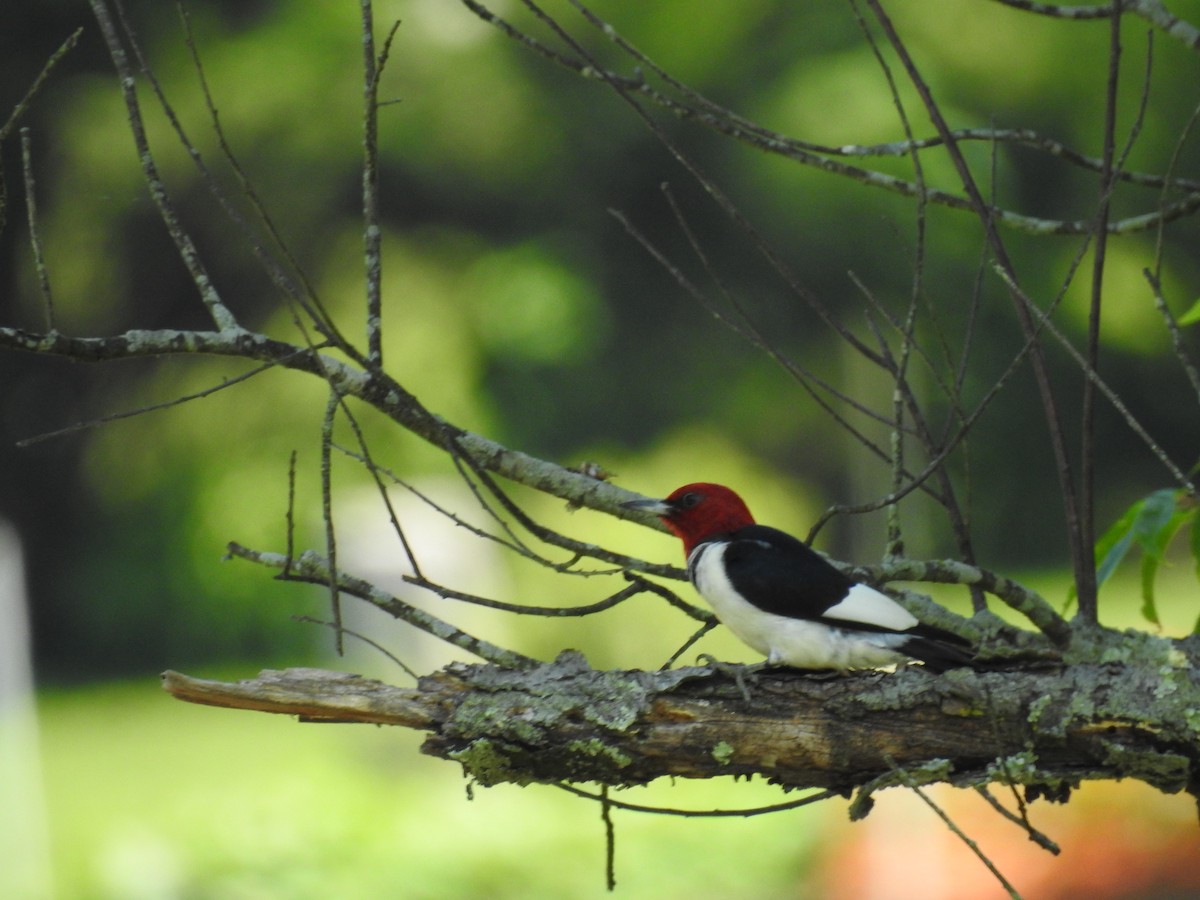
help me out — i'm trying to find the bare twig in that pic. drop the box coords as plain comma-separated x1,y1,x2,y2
228,543,538,669
402,576,650,618
556,782,839,818
90,0,240,332
600,786,616,891
460,1,1200,235
1145,270,1200,405
19,129,55,332
865,0,1090,615
173,0,355,356
16,359,290,448
294,615,420,680
973,786,1061,855
361,4,399,366
320,390,344,654
0,27,83,144
993,267,1197,498
887,757,1023,899
1076,8,1126,622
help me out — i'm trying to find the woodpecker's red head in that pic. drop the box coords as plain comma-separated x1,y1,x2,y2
624,482,756,556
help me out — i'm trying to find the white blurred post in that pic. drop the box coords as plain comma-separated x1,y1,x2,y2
0,520,53,899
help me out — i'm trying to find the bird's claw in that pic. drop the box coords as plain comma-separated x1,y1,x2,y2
697,654,764,703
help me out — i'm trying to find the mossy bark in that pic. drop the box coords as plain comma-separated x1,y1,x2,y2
163,628,1200,806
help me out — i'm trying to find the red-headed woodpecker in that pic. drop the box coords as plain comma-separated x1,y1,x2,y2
625,482,974,672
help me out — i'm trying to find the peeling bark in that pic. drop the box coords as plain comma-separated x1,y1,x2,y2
163,631,1200,803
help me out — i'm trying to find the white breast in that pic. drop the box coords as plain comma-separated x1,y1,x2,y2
688,542,912,671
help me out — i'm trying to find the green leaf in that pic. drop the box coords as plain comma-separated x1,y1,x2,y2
1191,503,1200,583
1096,527,1135,587
1094,502,1141,588
1132,488,1181,555
1140,553,1161,626
1092,489,1197,627
1177,297,1200,326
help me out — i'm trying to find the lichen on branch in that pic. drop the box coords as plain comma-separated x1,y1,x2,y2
162,637,1200,801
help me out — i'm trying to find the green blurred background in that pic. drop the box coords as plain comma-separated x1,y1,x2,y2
3,1,1200,897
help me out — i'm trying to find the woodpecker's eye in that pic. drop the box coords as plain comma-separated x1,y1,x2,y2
678,491,702,509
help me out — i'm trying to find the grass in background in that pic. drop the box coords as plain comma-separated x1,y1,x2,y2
21,565,1200,899
31,676,830,899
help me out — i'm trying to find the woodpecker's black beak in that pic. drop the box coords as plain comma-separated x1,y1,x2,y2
621,496,673,517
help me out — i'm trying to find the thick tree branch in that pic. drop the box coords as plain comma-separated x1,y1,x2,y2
0,325,661,528
162,641,1200,799
0,319,1067,650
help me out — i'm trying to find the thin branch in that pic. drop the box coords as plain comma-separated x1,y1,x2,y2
660,620,719,669
865,0,1090,614
294,615,420,680
600,786,616,891
89,0,240,332
443,429,691,580
888,758,1022,899
845,0,929,562
320,390,344,655
624,572,715,622
285,449,298,568
993,267,1197,498
329,427,426,581
0,27,83,143
556,782,839,818
16,358,289,447
228,543,539,669
173,0,356,357
1077,8,1126,622
334,443,623,576
361,4,398,367
403,576,652,618
1145,270,1200,406
972,786,1061,856
1147,92,1200,403
460,1,1200,235
844,126,1200,192
19,129,55,332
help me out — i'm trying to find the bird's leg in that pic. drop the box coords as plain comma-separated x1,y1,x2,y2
697,654,765,703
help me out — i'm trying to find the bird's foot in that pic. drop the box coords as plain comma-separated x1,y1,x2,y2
697,654,765,703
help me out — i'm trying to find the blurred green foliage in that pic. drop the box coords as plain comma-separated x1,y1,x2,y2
2,0,1200,683
5,5,1200,897
27,679,834,899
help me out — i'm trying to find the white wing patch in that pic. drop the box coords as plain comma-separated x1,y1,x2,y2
821,583,918,631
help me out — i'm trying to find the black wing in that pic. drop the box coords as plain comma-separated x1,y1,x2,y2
710,524,855,620
712,525,975,666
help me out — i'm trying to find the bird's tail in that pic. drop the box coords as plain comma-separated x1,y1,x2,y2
900,632,977,673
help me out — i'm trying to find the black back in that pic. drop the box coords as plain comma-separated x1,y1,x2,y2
696,525,974,664
695,524,855,619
